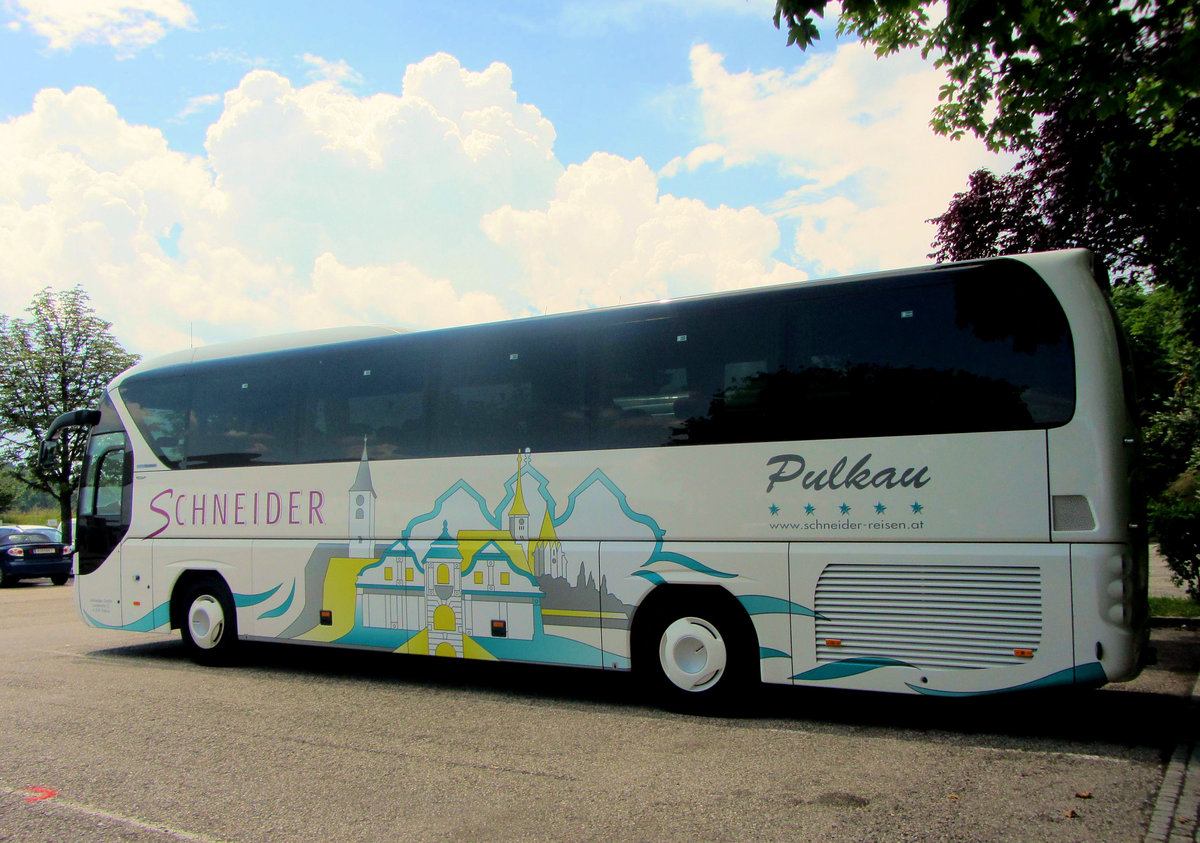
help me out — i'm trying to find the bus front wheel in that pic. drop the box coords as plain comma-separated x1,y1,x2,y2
179,578,238,664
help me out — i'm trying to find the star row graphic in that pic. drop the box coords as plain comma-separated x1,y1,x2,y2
769,501,925,516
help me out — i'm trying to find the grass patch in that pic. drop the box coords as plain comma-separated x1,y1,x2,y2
0,507,60,528
1150,596,1200,618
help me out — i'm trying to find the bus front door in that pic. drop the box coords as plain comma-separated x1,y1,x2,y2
76,430,134,628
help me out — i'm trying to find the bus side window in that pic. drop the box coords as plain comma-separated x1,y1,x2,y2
590,321,689,449
187,361,302,467
432,324,585,457
93,448,125,516
783,268,1074,439
590,309,778,449
119,375,188,468
302,342,430,462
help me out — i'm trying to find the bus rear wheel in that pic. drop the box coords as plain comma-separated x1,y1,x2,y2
179,577,238,664
635,594,756,710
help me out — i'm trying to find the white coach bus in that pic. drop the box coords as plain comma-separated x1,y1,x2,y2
43,249,1148,703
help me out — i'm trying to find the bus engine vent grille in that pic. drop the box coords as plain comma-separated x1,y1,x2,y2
813,563,1043,670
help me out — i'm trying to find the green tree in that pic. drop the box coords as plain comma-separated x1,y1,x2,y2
775,0,1200,597
0,287,139,543
1150,472,1200,602
0,468,20,515
772,0,1198,151
928,103,1197,300
774,0,1200,340
925,123,1200,598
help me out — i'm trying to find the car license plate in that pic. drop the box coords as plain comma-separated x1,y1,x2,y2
32,548,56,555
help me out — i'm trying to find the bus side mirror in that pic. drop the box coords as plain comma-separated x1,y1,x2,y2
38,438,59,472
39,409,102,473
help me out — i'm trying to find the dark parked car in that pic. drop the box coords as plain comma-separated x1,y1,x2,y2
0,529,72,586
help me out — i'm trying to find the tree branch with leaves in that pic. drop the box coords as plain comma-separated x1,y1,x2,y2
774,0,1198,152
0,287,139,542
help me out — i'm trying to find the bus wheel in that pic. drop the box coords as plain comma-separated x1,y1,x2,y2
179,578,238,664
636,595,755,709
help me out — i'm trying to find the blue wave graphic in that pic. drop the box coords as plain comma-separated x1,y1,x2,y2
233,584,280,608
737,594,825,619
258,581,296,620
551,468,665,540
792,656,916,681
905,662,1108,696
85,601,171,632
645,550,735,578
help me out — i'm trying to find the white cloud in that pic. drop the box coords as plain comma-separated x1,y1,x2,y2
659,142,725,178
0,57,558,354
483,152,805,315
300,53,364,87
0,86,226,350
172,92,219,122
290,253,510,331
7,0,195,55
677,43,1012,276
201,47,268,68
1,52,803,359
203,56,563,282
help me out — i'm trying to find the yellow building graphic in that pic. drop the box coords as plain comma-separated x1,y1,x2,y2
355,451,563,657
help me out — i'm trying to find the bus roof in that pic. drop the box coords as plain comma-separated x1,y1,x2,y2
114,249,1098,386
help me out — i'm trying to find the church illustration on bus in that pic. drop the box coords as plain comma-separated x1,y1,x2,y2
302,446,666,668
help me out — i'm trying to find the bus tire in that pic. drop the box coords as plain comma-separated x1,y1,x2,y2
635,592,757,710
179,577,238,664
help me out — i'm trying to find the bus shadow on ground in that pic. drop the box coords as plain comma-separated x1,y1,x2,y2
92,628,1198,760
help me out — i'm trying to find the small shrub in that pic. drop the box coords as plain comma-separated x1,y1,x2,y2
1149,474,1200,602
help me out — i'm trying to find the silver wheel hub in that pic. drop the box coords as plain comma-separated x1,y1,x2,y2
659,616,727,692
187,595,225,650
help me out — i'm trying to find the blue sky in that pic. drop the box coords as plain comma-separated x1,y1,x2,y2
1,0,1009,357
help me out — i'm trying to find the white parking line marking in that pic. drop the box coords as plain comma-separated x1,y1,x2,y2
980,748,1133,764
1,786,227,842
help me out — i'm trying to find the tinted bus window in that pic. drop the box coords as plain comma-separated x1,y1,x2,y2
300,340,429,463
120,374,188,468
117,260,1075,467
432,324,585,456
185,358,303,467
783,265,1074,439
590,303,784,449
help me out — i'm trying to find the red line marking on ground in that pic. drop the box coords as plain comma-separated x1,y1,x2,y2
24,786,57,802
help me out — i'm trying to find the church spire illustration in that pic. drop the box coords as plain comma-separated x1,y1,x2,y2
508,449,530,541
348,437,376,559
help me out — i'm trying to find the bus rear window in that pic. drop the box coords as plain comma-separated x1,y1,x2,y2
778,267,1074,439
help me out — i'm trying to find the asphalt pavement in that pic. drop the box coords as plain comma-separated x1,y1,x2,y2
0,562,1197,842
